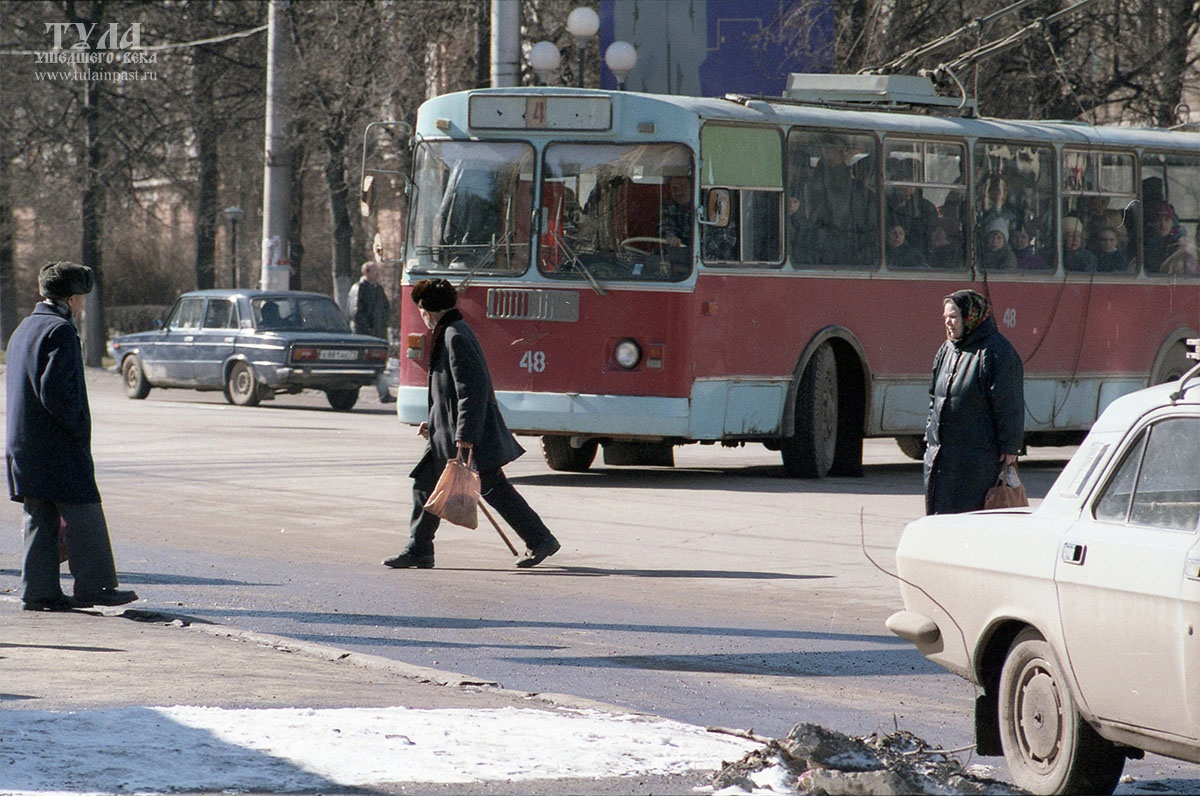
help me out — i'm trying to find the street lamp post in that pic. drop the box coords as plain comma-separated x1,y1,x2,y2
223,206,245,289
566,7,599,88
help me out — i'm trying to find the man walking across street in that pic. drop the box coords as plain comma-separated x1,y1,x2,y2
348,261,395,403
6,261,138,611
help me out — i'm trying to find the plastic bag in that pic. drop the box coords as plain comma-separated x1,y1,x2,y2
424,448,480,529
984,464,1029,510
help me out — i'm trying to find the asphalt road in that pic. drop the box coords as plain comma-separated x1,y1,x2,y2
4,368,1200,792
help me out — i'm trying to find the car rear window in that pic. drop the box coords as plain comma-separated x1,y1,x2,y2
253,297,350,332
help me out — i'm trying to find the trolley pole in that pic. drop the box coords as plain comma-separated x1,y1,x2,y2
260,0,294,290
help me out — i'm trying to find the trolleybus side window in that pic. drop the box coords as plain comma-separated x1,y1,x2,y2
699,124,784,268
540,142,694,282
786,130,879,269
975,141,1056,273
1061,149,1137,274
1141,151,1200,277
883,138,966,271
408,140,534,275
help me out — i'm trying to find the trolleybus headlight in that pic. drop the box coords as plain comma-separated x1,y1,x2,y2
614,338,642,370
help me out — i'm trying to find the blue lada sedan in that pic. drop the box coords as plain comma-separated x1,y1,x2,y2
111,289,389,411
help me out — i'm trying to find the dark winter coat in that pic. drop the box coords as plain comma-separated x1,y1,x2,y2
348,278,390,340
411,309,524,476
923,315,1024,514
6,301,102,504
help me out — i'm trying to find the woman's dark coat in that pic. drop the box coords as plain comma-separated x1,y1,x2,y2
411,309,524,476
923,315,1024,514
6,302,102,504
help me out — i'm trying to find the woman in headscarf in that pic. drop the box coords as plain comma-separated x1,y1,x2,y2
923,289,1025,514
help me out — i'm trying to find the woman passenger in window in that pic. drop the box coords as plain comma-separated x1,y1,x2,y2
924,290,1024,515
1011,222,1048,271
1094,227,1130,273
928,217,963,269
981,217,1016,271
1144,202,1198,274
885,223,927,268
1062,216,1097,272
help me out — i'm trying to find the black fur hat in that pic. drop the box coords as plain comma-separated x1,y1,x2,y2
38,261,94,299
411,278,457,312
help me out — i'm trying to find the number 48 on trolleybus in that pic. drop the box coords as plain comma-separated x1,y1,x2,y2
368,73,1200,478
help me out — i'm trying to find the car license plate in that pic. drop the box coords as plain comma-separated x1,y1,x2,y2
319,349,358,361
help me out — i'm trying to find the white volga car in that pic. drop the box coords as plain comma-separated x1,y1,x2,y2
888,359,1200,796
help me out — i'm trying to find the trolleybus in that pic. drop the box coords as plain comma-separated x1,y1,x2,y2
372,74,1200,478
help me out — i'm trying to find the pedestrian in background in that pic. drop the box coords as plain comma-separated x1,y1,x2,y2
923,289,1024,515
6,261,138,610
348,261,395,404
384,278,561,570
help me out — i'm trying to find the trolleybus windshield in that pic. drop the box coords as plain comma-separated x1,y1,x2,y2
540,142,694,283
409,140,535,274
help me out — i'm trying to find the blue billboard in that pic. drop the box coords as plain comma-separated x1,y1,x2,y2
599,0,833,96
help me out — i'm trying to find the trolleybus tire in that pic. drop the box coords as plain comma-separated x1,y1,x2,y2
325,388,360,411
1152,337,1194,384
781,344,838,478
542,435,598,472
895,435,926,461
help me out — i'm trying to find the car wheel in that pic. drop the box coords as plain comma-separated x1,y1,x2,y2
781,344,838,478
325,388,359,411
121,357,151,399
225,361,261,407
542,435,598,471
998,628,1125,795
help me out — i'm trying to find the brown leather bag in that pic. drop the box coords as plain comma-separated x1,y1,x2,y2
984,464,1029,510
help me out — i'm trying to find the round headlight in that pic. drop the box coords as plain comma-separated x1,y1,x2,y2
614,338,642,369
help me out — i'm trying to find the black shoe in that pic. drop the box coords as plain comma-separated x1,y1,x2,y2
22,595,76,612
515,537,560,568
73,588,138,607
383,551,435,569
380,395,397,404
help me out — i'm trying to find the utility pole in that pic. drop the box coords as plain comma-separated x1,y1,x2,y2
491,0,520,87
260,0,294,290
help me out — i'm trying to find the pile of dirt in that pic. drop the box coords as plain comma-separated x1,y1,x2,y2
710,722,1021,795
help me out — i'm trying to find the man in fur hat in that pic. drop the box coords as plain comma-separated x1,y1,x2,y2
6,261,138,610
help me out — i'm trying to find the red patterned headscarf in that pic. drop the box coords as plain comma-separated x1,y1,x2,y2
944,289,991,340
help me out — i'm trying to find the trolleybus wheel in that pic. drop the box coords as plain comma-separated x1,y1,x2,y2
542,435,598,472
1152,337,1193,384
325,388,359,411
895,435,926,461
781,344,838,478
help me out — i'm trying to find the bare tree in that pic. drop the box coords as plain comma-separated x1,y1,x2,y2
782,0,1199,126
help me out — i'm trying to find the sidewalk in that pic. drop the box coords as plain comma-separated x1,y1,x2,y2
0,596,760,795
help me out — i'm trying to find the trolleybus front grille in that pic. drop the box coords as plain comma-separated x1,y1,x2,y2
486,288,579,322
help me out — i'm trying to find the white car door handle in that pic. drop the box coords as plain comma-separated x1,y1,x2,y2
1062,543,1086,565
